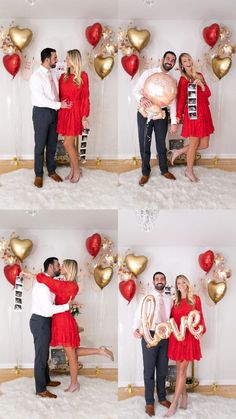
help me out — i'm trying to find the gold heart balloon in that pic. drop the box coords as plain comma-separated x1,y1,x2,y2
207,280,227,304
212,56,232,79
9,27,33,51
127,28,150,52
125,253,148,277
94,55,114,79
10,238,33,262
94,266,113,289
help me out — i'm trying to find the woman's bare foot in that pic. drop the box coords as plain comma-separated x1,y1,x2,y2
179,393,188,409
184,169,199,182
64,382,80,392
65,170,73,180
164,401,178,417
99,346,114,361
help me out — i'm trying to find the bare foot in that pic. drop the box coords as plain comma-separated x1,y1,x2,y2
64,382,80,392
184,169,199,182
65,170,73,180
164,401,178,417
99,346,114,361
179,394,188,409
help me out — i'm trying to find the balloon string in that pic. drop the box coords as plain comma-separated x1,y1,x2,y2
214,304,218,384
97,80,105,161
215,80,223,159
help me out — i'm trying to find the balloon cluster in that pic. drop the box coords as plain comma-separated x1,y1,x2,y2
118,252,148,304
0,234,33,286
198,249,232,304
118,25,151,79
0,22,33,78
86,233,117,290
85,22,118,80
203,23,235,80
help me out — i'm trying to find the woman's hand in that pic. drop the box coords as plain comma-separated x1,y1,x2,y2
20,271,36,280
176,117,181,124
194,78,205,91
82,117,89,129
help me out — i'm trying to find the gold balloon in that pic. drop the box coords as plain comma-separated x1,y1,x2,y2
10,238,33,261
127,28,150,52
212,56,232,79
9,27,33,51
143,72,177,107
94,55,114,79
94,266,113,289
208,280,227,304
125,253,148,277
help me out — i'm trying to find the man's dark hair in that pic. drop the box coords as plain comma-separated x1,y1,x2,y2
153,271,166,281
163,51,176,61
41,48,56,63
44,257,58,272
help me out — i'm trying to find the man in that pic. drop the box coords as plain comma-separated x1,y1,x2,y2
30,48,72,188
133,272,172,417
133,51,178,186
25,257,71,398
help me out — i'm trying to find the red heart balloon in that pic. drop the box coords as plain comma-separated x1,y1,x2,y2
86,233,101,258
119,279,136,304
198,250,214,273
121,54,139,79
3,53,21,78
202,23,220,48
4,263,21,286
85,23,102,47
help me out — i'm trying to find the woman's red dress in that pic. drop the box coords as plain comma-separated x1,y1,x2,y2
57,71,90,136
168,295,206,361
176,73,214,138
36,273,80,348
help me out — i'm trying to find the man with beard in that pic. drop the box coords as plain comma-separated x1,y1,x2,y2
133,272,172,417
133,51,178,186
30,48,72,188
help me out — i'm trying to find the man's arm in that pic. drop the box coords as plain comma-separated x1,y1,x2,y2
39,285,69,316
30,74,61,110
133,69,151,104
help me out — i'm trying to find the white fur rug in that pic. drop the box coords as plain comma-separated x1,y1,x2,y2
118,392,236,419
0,168,118,209
118,166,236,209
0,375,117,419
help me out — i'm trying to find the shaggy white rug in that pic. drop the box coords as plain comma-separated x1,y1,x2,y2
0,375,117,419
0,168,118,209
118,392,236,419
118,166,236,209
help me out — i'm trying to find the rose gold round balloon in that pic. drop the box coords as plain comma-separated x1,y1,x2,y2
143,73,177,107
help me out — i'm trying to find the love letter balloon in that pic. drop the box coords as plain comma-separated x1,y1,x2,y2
198,250,214,273
85,22,102,47
119,279,136,303
4,263,21,286
86,233,101,258
202,23,220,48
121,54,139,79
3,53,21,78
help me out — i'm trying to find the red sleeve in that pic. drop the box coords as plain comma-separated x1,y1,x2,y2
59,73,64,100
199,73,211,98
36,273,67,296
194,295,206,334
176,77,188,119
80,71,90,117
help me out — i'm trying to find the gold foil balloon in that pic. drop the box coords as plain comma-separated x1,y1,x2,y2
143,73,177,107
127,28,150,52
125,253,148,277
94,55,114,79
187,310,204,338
9,27,33,51
10,238,33,261
94,266,113,289
212,56,232,79
141,294,162,348
208,280,227,304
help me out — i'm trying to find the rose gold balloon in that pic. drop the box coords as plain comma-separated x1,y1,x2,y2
143,73,177,107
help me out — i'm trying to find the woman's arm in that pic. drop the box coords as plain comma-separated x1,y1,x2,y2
81,72,90,125
176,77,187,120
36,273,66,295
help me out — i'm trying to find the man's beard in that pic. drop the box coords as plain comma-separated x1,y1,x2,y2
53,269,61,277
50,63,56,69
162,63,173,72
154,283,165,291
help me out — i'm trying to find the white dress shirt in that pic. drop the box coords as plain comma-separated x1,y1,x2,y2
31,280,69,317
133,289,172,332
30,65,61,110
133,66,177,124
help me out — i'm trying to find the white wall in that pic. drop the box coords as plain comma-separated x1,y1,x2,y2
118,245,236,386
0,18,118,159
118,19,236,159
0,227,117,368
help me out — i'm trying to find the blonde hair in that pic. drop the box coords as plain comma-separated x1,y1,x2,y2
64,49,82,86
174,274,195,306
178,53,201,82
63,259,78,282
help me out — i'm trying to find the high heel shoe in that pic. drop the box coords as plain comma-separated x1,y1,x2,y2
99,346,114,361
170,150,179,166
179,394,188,409
184,170,199,182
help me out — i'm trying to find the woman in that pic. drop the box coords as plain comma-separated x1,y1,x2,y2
57,50,90,183
165,275,206,417
171,53,214,182
23,260,113,393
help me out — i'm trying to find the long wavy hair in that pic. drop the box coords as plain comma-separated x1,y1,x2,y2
64,49,82,86
178,53,201,82
63,259,78,282
174,274,195,306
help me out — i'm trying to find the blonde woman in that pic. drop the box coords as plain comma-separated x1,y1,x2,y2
57,49,90,182
22,259,113,393
164,275,206,417
171,53,214,182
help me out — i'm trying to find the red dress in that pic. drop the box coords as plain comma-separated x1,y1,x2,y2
168,295,206,361
57,71,90,136
177,73,214,138
36,273,80,348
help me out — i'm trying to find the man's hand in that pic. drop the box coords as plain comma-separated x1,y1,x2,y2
61,99,73,109
68,298,81,309
169,124,178,134
134,329,142,339
140,97,153,109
